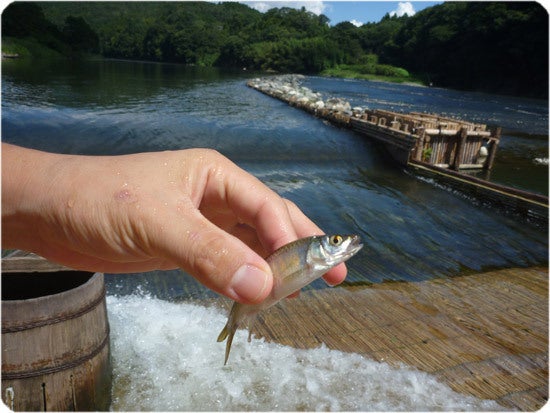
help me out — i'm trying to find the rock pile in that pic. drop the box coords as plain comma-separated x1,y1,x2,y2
247,75,368,126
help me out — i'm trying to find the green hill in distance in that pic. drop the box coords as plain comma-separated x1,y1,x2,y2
2,1,547,99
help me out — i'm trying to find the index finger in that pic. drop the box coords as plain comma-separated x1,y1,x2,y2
202,156,299,252
203,154,347,285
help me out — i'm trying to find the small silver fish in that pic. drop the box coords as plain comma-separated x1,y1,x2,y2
217,234,363,364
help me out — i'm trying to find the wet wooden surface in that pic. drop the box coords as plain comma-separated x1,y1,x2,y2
247,267,548,411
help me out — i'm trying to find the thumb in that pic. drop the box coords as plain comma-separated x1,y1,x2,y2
160,211,274,304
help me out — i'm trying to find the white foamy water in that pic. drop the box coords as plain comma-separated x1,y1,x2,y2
107,295,503,411
533,157,549,165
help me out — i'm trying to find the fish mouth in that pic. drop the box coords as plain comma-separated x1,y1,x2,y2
322,234,363,267
344,235,363,259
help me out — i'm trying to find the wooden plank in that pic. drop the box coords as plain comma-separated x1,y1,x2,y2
409,111,487,130
486,128,501,170
408,160,548,223
452,127,468,170
2,253,73,273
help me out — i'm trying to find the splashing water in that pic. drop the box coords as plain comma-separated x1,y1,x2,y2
107,294,503,411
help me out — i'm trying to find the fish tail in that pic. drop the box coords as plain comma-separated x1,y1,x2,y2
216,323,236,365
217,304,240,365
223,329,235,365
217,324,229,342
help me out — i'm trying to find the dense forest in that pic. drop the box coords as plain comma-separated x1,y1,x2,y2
2,1,547,98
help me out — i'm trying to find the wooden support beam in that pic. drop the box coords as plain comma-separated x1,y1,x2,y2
414,127,426,162
485,127,501,170
452,127,468,170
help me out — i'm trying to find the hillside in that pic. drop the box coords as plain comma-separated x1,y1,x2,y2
2,2,547,98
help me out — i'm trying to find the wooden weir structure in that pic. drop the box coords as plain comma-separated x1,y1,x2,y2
247,77,548,224
350,109,499,170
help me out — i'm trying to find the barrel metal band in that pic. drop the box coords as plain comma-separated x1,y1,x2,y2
1,325,110,380
1,286,106,333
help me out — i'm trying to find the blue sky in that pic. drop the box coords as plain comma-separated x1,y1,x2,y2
324,1,442,25
240,1,442,25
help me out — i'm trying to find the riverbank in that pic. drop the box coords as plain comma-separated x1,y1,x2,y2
2,37,64,60
320,63,426,86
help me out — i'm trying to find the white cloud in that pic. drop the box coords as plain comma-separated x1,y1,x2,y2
241,1,327,15
389,1,416,18
350,19,363,27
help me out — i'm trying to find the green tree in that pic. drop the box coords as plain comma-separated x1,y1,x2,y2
102,18,147,59
27,1,549,98
217,35,248,68
383,2,548,97
2,2,70,55
329,22,364,64
62,16,99,52
2,2,51,37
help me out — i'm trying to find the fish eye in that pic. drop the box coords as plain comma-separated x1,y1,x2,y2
329,235,343,246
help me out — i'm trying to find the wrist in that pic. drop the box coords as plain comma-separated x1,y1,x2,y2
2,144,68,252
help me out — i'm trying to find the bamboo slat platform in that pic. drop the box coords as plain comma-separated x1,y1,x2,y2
243,267,548,411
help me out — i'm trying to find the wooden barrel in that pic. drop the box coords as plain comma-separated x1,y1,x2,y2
1,270,111,411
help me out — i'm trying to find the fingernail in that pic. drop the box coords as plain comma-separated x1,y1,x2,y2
231,264,270,303
324,279,337,287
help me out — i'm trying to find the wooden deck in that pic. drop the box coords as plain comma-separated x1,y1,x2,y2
243,267,548,411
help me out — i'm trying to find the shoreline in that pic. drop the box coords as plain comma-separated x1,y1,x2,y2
321,72,427,87
4,53,544,100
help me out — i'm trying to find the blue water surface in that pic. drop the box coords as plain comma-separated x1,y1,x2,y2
2,59,547,298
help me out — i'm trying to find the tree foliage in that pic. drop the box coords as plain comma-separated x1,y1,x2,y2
3,2,547,98
2,2,99,56
2,2,68,54
383,2,548,97
62,16,99,52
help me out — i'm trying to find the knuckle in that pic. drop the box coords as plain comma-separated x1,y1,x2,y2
283,198,299,212
185,229,234,286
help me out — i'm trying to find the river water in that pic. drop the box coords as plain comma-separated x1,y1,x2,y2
2,59,548,410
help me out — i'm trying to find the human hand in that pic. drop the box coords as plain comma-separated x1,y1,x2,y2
2,144,346,304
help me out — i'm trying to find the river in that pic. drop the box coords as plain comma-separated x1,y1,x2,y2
2,58,548,410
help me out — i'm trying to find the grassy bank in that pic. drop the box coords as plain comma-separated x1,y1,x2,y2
2,37,66,59
321,63,425,86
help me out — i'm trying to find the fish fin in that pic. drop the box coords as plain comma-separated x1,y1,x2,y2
217,322,236,365
217,324,229,342
218,303,244,365
223,329,236,366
